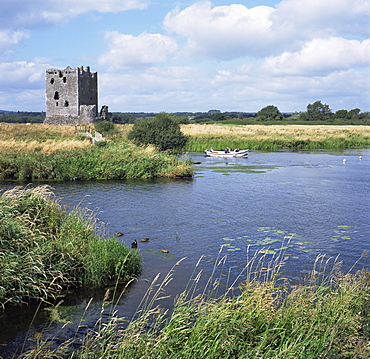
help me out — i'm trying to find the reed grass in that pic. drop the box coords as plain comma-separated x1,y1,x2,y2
181,124,370,151
0,185,141,309
19,247,370,358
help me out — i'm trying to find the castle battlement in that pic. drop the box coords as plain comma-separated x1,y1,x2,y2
44,66,98,125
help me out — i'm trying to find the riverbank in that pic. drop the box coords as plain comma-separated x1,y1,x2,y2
0,124,193,180
0,185,141,308
18,253,370,358
181,124,370,151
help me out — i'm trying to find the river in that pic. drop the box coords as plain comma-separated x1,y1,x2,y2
1,149,369,357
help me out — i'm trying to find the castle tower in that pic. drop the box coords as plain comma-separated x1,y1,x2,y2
44,66,98,124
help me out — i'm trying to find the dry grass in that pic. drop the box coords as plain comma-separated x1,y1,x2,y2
0,139,90,154
181,124,370,141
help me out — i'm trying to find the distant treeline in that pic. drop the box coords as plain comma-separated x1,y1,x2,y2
0,111,45,123
2,101,370,125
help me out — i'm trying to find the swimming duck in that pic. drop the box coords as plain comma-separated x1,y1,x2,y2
131,240,138,249
141,238,150,242
115,232,124,237
161,248,169,253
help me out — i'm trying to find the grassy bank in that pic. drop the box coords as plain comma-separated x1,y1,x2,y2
20,252,370,358
0,123,193,180
181,124,370,151
0,185,141,308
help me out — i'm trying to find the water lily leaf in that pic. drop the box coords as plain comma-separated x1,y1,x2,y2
260,249,275,254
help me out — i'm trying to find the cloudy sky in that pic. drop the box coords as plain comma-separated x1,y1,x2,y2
1,0,369,113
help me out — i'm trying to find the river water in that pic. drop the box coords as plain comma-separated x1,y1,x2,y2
1,149,369,356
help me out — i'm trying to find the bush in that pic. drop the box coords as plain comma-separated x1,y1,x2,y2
94,120,117,135
128,113,189,151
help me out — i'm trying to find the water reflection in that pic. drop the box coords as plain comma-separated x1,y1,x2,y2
0,149,369,357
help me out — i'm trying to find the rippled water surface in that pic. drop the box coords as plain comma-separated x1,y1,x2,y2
1,149,369,356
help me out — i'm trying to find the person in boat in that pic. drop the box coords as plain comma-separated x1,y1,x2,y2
225,147,230,153
234,148,239,152
210,147,213,152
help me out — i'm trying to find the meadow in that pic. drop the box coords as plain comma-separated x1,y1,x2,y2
181,124,370,151
0,123,193,180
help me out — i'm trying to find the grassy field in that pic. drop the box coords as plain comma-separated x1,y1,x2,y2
0,123,193,180
181,124,370,151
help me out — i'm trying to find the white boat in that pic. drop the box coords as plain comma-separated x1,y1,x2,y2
204,149,249,158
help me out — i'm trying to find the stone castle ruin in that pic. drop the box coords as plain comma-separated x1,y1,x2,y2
44,66,100,124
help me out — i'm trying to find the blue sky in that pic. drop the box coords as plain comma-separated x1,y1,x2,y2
0,0,369,113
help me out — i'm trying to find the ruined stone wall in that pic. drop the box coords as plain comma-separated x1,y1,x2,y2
44,66,98,124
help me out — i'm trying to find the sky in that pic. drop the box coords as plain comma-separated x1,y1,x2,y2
0,0,369,113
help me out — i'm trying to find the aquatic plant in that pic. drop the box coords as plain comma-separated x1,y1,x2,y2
0,185,141,308
18,249,370,358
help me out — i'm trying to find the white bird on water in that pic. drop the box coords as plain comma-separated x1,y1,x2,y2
359,156,363,159
342,159,347,163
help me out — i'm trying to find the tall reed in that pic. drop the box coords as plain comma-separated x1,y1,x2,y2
20,249,370,358
0,185,141,309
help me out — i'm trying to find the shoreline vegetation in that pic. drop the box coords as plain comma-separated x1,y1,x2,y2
13,250,370,358
181,124,370,151
0,186,141,310
0,123,369,182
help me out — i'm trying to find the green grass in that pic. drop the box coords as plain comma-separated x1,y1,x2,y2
0,143,193,181
0,185,141,308
19,250,370,358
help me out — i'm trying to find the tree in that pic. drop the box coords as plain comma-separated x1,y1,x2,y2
257,105,283,121
212,113,227,122
127,113,188,151
306,101,332,121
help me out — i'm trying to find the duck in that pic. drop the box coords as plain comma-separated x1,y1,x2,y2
131,240,138,249
359,156,363,160
342,159,347,163
141,238,150,242
115,232,124,237
161,248,169,253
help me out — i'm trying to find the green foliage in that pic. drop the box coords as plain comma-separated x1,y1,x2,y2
212,113,227,122
257,105,284,121
128,112,189,151
30,255,370,358
0,143,193,181
301,101,333,121
94,120,117,135
0,186,142,307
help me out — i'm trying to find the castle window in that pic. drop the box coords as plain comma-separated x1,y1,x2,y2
63,77,67,83
54,91,59,100
50,78,55,84
64,100,69,107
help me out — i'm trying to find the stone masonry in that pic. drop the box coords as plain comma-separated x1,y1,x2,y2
44,66,98,124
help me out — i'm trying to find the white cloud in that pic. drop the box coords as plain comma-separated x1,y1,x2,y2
99,31,179,69
162,0,370,60
0,61,47,90
0,30,29,53
263,37,370,75
0,0,149,29
163,1,275,59
274,0,370,38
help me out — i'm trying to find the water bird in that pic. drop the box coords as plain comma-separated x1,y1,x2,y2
115,232,124,237
342,159,347,163
161,248,169,253
131,240,138,249
141,238,150,242
359,156,363,159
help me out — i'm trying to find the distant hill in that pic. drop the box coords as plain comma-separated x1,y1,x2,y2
0,110,13,114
